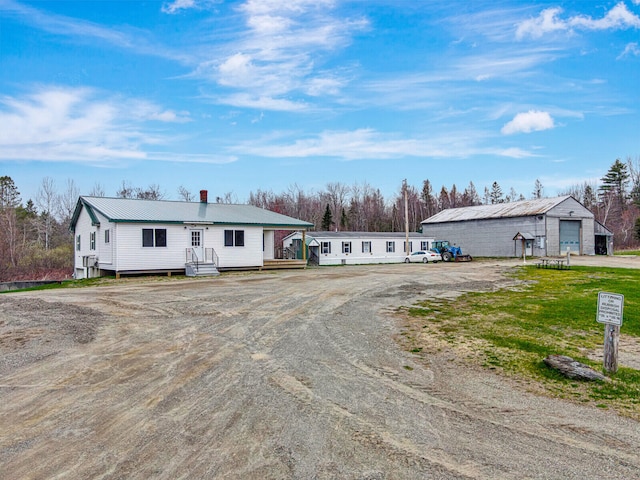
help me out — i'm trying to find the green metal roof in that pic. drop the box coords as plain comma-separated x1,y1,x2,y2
70,196,314,230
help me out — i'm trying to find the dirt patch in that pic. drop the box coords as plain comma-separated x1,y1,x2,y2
1,260,639,479
0,297,103,375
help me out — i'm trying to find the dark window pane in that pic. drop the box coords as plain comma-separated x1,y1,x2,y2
142,229,154,247
224,230,234,246
235,230,245,247
155,229,167,247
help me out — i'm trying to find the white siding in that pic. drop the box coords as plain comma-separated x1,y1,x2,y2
95,211,113,266
263,230,275,260
286,233,433,265
73,208,99,278
209,226,264,268
115,223,188,271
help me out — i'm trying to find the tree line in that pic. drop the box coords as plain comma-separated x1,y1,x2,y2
1,156,638,281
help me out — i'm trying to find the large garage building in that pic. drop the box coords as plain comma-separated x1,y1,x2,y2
421,196,613,258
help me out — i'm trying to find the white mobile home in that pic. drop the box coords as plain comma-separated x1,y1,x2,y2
421,196,611,258
283,231,436,266
70,192,313,279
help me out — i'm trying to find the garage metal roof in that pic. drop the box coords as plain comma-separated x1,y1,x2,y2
71,196,314,229
422,196,574,224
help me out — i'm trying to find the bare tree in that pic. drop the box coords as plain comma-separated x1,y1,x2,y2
325,182,350,230
89,182,106,197
36,177,57,250
116,180,135,198
461,181,480,206
215,192,237,204
56,178,79,225
177,186,194,202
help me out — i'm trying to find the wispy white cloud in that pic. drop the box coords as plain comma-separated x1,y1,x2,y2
193,0,368,111
501,110,555,135
231,128,537,160
162,0,196,14
0,0,193,63
516,2,640,39
618,42,640,59
161,0,223,15
0,86,230,164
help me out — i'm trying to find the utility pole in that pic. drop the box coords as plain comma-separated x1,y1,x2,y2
404,179,410,256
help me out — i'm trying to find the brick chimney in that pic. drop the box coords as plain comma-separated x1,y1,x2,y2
200,190,208,203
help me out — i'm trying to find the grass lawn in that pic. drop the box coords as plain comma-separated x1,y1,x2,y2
402,265,640,419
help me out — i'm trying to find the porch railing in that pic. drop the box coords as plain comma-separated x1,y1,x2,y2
205,248,218,266
185,248,218,267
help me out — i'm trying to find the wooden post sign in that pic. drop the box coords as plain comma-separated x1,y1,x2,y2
597,292,624,374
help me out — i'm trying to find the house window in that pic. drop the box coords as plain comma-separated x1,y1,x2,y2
342,241,352,254
386,241,395,253
362,241,371,253
224,229,245,247
105,229,110,244
142,228,167,247
404,241,412,253
191,230,201,247
421,241,429,250
235,230,244,247
76,235,81,251
90,232,96,251
155,229,167,247
321,241,331,254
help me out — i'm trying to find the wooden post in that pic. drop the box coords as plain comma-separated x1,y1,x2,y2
302,230,307,261
403,179,409,256
603,323,620,374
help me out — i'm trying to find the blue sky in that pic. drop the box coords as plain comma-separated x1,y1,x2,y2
1,0,639,204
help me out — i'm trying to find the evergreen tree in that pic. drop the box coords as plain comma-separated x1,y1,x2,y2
421,179,437,217
462,181,480,206
340,207,347,230
321,203,333,231
600,159,629,209
0,176,21,208
532,179,544,199
489,181,503,204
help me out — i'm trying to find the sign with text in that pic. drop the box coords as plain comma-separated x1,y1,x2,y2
597,292,624,326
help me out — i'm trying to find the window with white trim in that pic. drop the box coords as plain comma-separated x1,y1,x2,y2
404,241,412,253
321,241,331,254
104,229,110,244
362,241,371,253
386,241,395,253
90,232,96,250
420,241,429,250
142,228,167,247
76,235,81,251
342,241,352,254
224,229,245,247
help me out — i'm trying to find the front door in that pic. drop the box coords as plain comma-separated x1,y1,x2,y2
525,240,533,256
190,229,204,261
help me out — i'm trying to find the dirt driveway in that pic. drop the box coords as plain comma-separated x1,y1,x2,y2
1,259,639,479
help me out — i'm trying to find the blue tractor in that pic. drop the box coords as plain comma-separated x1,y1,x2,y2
431,240,472,262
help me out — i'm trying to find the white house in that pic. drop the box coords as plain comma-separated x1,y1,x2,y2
421,195,612,258
70,191,313,279
282,231,435,266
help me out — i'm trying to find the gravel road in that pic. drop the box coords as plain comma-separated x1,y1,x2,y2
1,259,639,479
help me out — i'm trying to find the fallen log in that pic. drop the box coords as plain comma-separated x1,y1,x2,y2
543,355,609,382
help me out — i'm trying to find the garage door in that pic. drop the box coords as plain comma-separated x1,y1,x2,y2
559,220,581,254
